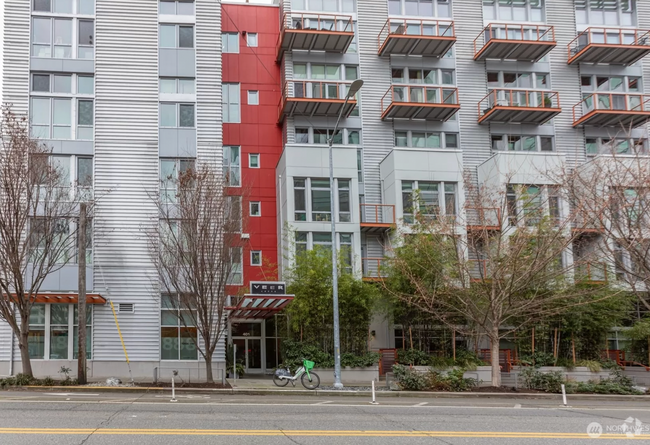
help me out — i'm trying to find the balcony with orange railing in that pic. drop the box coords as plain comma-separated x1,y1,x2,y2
575,262,608,284
360,204,396,233
466,207,502,232
478,89,561,125
276,13,355,62
362,257,385,282
474,23,556,62
572,93,650,128
469,259,492,282
567,27,650,65
381,85,459,121
278,80,357,123
378,18,455,57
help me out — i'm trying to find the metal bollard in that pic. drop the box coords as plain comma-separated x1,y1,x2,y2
561,384,567,407
370,380,379,405
170,370,178,403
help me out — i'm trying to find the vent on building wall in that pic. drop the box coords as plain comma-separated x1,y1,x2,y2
118,303,135,313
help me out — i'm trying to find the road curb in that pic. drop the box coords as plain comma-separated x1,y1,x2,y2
12,386,650,402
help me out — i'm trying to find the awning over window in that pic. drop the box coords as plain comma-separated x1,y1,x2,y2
6,293,106,305
226,294,294,319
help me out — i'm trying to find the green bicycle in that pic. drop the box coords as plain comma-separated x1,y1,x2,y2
273,359,321,390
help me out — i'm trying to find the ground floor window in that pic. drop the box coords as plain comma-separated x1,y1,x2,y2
28,304,92,360
160,294,198,360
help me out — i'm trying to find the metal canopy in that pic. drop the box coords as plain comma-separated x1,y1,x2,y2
226,294,294,320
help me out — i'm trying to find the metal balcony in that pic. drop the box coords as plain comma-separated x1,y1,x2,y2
568,27,650,65
362,257,385,282
466,207,502,232
278,81,357,123
360,204,396,233
575,262,608,284
474,23,556,62
378,19,455,57
276,13,355,62
572,93,650,128
478,89,561,125
469,259,491,282
381,85,460,121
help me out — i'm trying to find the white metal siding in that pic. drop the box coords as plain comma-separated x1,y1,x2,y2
639,0,650,141
93,0,160,361
2,0,30,114
357,0,393,206
547,0,584,167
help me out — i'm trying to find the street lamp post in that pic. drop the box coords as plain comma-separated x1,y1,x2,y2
328,79,363,389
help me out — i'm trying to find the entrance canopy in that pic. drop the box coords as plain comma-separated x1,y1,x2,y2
5,292,106,304
226,294,294,320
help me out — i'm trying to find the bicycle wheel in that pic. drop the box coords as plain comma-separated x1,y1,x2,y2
273,375,290,387
301,371,320,390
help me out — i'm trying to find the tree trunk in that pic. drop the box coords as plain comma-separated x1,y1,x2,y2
647,336,650,367
18,329,33,377
205,353,214,383
490,332,501,387
77,202,87,384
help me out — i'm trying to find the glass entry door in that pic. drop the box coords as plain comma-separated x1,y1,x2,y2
231,322,263,374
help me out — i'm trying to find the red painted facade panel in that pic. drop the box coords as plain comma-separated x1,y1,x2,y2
222,3,282,286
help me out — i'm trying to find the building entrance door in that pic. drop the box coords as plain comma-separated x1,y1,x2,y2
231,322,263,374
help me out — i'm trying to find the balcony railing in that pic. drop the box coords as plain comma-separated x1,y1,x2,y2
469,259,492,282
575,262,608,283
378,18,455,57
568,27,650,65
279,80,357,122
381,85,459,121
572,93,650,128
478,89,561,124
466,207,502,230
360,204,396,231
277,13,355,61
474,23,556,62
362,257,385,281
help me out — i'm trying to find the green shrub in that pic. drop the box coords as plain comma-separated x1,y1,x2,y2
453,350,486,370
397,349,430,366
577,359,602,373
14,373,33,386
392,364,428,391
41,377,55,387
280,340,379,371
518,351,555,367
520,368,564,393
340,352,380,368
393,364,477,392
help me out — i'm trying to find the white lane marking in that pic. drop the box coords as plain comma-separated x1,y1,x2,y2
45,393,100,397
414,402,428,407
312,401,333,405
514,404,522,409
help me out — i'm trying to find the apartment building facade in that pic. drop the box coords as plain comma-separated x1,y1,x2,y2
1,0,650,377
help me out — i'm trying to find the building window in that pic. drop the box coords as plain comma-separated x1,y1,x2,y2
586,137,647,156
227,196,243,233
487,71,550,90
251,250,262,266
291,0,357,13
248,90,259,105
295,231,308,255
293,231,354,264
294,178,307,221
222,83,241,123
292,177,352,223
357,148,363,183
338,180,351,222
311,178,331,222
160,103,195,128
161,294,198,361
31,154,93,202
388,0,451,17
391,67,455,86
159,0,195,15
483,0,544,22
246,32,258,47
491,134,554,152
160,78,195,94
292,127,361,145
28,304,92,360
160,24,194,48
223,146,241,187
249,153,260,168
250,201,261,217
575,0,635,26
401,180,457,224
160,158,194,203
228,247,243,284
32,18,70,58
222,32,239,53
394,130,459,149
506,184,560,227
30,74,95,140
34,0,94,14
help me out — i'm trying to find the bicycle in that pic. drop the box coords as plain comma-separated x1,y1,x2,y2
273,359,320,390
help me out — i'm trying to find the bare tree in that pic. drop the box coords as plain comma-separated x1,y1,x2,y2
382,173,616,386
0,107,87,377
565,140,650,312
149,162,244,383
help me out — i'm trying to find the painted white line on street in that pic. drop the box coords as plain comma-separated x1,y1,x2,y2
514,404,522,409
45,393,100,397
312,401,333,405
414,402,428,407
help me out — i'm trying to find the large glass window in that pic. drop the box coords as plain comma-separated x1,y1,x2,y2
160,78,195,94
401,180,457,223
28,304,93,360
160,25,194,48
159,103,195,128
222,83,240,123
482,0,544,22
160,158,194,203
293,178,352,223
223,146,241,187
159,0,195,15
586,137,647,155
222,32,239,53
491,134,554,152
161,294,198,361
311,178,331,222
394,130,459,149
388,0,451,17
506,184,560,226
292,127,361,145
575,0,636,26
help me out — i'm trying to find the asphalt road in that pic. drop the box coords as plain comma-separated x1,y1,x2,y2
0,391,649,444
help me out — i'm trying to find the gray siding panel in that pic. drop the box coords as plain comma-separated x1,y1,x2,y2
3,0,30,114
453,0,490,172
640,0,650,140
93,0,160,361
547,0,584,167
357,0,393,207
